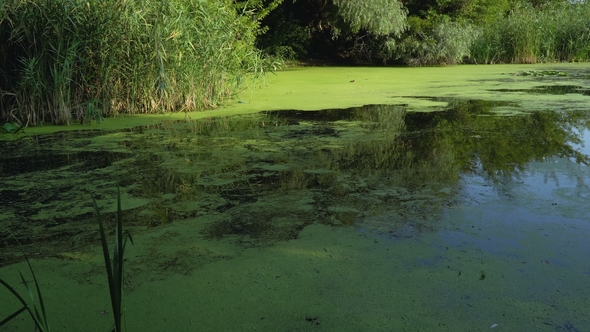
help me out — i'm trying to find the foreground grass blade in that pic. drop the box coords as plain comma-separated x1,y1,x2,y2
0,278,32,328
1,189,132,331
93,188,132,332
23,255,49,329
93,197,118,330
0,238,50,331
0,305,27,326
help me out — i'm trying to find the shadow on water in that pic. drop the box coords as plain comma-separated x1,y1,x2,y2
1,97,590,258
0,151,132,176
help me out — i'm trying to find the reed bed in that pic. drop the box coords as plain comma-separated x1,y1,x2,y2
0,0,264,125
471,2,590,64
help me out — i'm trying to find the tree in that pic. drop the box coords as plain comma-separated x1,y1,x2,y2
332,0,408,36
257,0,408,61
400,0,513,23
233,0,285,29
257,0,580,64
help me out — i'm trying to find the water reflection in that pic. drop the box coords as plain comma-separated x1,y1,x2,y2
491,85,590,96
1,99,590,252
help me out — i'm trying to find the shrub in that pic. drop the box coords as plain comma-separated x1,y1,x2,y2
390,17,480,66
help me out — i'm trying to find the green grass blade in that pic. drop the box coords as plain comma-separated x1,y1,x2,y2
0,278,29,308
114,187,124,330
12,236,49,330
123,232,134,248
0,278,40,328
113,188,122,329
2,234,50,331
93,187,132,332
33,307,45,329
0,306,27,326
20,270,49,331
1,273,45,331
92,197,119,330
23,254,50,330
17,271,33,301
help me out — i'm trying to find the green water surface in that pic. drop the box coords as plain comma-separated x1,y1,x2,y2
1,64,590,331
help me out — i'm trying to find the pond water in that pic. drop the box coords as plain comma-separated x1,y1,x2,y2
1,65,590,331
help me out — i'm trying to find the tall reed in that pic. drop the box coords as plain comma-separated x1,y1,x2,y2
471,2,590,64
0,0,265,125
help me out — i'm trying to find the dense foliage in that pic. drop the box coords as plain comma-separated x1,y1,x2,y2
2,0,590,125
0,0,273,125
256,0,408,63
258,0,590,65
472,2,590,63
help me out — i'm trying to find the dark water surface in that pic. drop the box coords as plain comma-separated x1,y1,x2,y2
491,84,590,96
1,97,590,330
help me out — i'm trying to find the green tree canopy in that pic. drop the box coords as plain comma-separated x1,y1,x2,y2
257,0,408,61
333,0,408,36
257,0,581,63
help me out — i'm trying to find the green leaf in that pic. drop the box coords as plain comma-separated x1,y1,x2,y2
2,123,18,133
94,187,132,332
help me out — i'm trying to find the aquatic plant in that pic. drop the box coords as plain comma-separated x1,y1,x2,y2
1,123,22,133
0,189,132,332
509,70,567,77
0,239,51,331
0,0,269,125
471,2,590,63
93,188,134,332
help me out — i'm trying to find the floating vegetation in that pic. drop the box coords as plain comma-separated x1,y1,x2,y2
508,70,568,77
1,123,25,134
491,85,590,96
1,98,590,263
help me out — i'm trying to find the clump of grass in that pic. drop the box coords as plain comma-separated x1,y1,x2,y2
93,188,133,332
0,239,51,331
0,0,267,125
0,188,132,332
471,2,590,64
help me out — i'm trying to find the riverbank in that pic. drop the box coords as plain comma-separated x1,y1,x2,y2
7,63,590,136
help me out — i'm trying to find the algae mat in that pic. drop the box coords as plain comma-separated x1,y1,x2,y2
2,64,590,331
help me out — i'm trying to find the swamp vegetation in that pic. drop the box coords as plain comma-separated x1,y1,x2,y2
2,64,590,330
1,0,590,330
2,0,590,125
0,0,279,126
259,0,590,65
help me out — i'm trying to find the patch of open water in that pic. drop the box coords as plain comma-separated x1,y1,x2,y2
1,96,590,330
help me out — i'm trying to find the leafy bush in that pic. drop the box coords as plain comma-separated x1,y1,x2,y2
390,18,480,66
